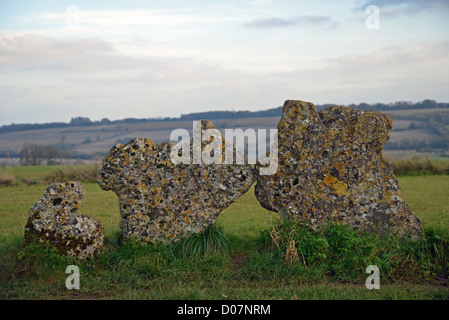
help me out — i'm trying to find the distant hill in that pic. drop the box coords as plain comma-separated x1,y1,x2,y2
2,99,447,134
1,99,448,165
0,105,286,135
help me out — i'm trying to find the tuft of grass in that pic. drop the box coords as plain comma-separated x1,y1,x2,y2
103,225,230,272
244,217,449,283
43,164,101,183
172,225,230,260
0,168,17,186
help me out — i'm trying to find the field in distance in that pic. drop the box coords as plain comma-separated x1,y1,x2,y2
1,100,448,165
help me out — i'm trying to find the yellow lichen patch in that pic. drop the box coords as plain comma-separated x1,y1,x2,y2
160,159,172,167
323,174,337,187
294,141,303,150
322,173,349,196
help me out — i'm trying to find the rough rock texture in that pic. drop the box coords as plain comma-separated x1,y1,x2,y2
24,181,105,259
255,100,423,238
98,120,256,243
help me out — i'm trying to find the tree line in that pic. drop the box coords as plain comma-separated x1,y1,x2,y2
19,144,71,166
2,100,448,134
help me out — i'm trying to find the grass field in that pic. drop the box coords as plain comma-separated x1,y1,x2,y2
0,165,448,300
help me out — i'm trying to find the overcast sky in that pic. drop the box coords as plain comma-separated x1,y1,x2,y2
1,0,448,125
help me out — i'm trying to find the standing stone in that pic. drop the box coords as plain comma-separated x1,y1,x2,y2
98,120,256,244
255,100,422,238
24,181,105,259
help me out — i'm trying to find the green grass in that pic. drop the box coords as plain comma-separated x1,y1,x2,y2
8,165,56,181
398,175,449,228
0,179,120,238
0,165,448,300
9,164,100,184
247,219,449,283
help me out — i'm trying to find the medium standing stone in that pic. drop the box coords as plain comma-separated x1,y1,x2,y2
255,100,422,238
24,181,105,259
98,120,256,243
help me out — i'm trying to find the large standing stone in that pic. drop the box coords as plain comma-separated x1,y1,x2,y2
24,181,105,259
98,120,256,243
255,100,422,238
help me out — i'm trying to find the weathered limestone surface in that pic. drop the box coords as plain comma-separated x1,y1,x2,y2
98,120,256,243
255,100,423,237
24,181,105,259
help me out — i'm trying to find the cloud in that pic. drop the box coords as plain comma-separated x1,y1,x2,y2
17,9,247,30
65,58,242,86
355,0,449,16
0,31,250,87
322,41,449,70
244,15,337,29
0,33,141,72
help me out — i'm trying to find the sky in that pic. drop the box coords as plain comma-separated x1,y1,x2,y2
0,0,448,125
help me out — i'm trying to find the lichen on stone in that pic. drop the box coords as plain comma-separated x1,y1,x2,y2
24,181,105,259
98,120,256,244
255,100,423,238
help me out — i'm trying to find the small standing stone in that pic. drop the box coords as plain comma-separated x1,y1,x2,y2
24,181,105,259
